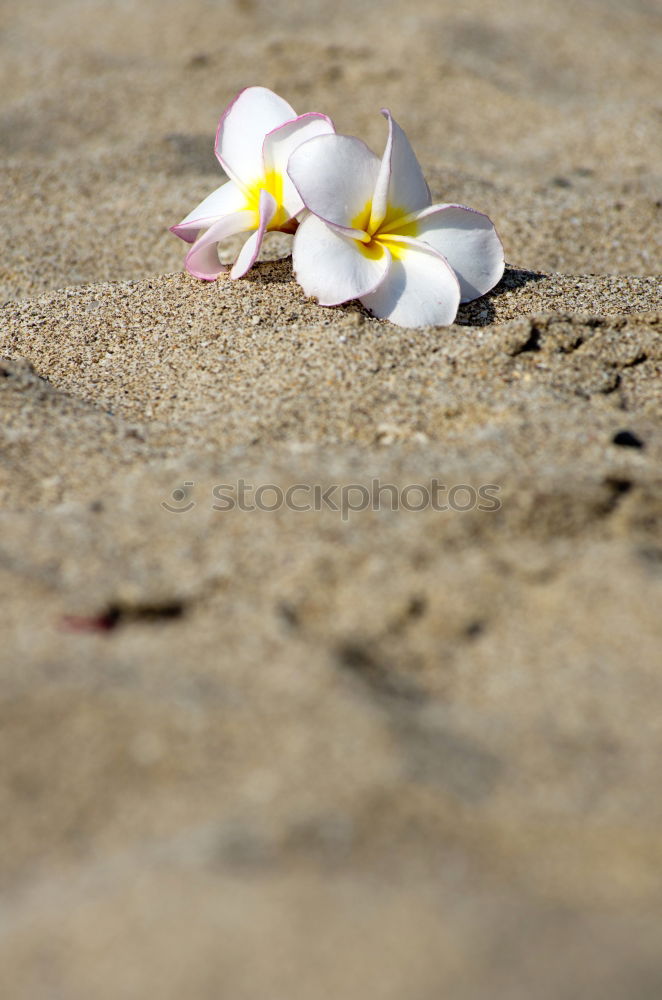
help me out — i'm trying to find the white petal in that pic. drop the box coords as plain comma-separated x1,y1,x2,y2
170,180,247,244
288,134,380,234
292,212,390,306
262,113,335,220
230,190,277,279
400,204,504,302
215,86,296,188
360,240,460,328
370,110,430,232
185,210,255,280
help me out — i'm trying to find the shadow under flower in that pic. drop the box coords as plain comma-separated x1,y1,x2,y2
456,266,546,327
243,260,546,326
243,257,295,286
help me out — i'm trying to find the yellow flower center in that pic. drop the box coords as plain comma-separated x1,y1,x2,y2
244,170,289,229
350,199,417,258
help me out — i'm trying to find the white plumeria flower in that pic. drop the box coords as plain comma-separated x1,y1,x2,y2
170,87,334,281
288,110,504,328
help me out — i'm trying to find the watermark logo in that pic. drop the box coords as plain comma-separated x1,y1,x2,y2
160,481,196,513
161,479,501,521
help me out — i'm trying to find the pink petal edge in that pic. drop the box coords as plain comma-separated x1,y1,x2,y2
360,239,461,328
170,216,225,245
229,189,277,279
214,86,296,187
262,111,335,160
184,210,254,281
213,87,247,186
367,109,394,233
404,202,505,301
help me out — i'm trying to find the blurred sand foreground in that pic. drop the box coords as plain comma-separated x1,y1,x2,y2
1,0,662,997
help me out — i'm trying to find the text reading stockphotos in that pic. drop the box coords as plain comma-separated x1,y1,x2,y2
162,479,501,521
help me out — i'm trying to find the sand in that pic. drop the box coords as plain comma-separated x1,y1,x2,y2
1,0,662,996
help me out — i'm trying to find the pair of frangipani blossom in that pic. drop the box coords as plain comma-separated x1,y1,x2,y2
170,87,505,329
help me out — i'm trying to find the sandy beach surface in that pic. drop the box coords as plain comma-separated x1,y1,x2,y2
1,0,662,996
